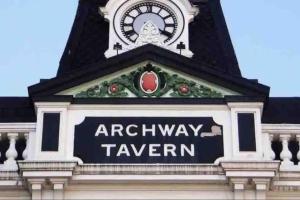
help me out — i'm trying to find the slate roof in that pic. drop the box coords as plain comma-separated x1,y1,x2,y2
58,0,241,76
0,97,36,123
263,97,300,124
29,45,269,97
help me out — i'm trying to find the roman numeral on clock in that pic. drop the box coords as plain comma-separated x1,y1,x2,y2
163,15,172,20
136,7,142,14
146,5,152,13
121,2,178,43
165,23,175,28
160,29,173,38
124,30,136,37
123,23,133,27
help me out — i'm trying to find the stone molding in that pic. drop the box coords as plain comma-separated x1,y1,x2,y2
4,161,300,193
221,161,280,174
221,161,280,198
74,164,224,175
18,161,78,172
0,171,20,181
0,123,36,133
262,124,300,135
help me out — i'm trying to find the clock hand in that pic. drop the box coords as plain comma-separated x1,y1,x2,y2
159,29,172,38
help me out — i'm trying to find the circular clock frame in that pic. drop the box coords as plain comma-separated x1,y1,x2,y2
113,0,185,46
120,2,178,44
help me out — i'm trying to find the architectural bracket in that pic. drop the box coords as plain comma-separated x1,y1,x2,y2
18,161,77,199
221,161,280,200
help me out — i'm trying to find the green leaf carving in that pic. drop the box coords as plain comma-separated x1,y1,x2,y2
75,64,223,98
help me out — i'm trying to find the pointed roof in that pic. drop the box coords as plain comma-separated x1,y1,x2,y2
57,0,241,77
29,45,268,97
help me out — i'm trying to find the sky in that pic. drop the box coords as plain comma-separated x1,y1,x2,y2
0,0,299,97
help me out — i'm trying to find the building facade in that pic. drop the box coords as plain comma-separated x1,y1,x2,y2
0,0,300,199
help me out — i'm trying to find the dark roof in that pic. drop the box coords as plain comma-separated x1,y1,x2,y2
57,0,241,77
29,44,269,97
58,0,109,75
32,96,266,105
189,0,240,75
263,97,300,124
0,97,36,123
1,96,299,124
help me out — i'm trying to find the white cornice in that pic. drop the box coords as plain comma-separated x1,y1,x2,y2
68,104,229,111
75,164,223,175
34,102,70,108
0,123,36,133
262,124,300,134
227,102,264,109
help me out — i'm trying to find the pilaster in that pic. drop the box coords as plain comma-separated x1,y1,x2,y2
231,178,248,200
28,178,45,200
18,161,77,200
221,161,280,200
51,178,68,200
253,178,269,200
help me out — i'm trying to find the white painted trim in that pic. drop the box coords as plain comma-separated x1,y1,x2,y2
228,102,264,113
0,123,36,133
262,124,300,134
229,104,264,160
72,174,227,183
68,104,229,111
34,104,70,161
65,105,232,163
35,102,70,108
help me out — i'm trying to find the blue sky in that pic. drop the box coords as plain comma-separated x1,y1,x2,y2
0,0,299,97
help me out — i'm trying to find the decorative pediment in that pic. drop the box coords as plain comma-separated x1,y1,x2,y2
59,63,239,98
30,46,269,98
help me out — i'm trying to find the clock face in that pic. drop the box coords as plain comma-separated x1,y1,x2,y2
120,2,178,44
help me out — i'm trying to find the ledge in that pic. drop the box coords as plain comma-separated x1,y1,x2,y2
74,164,224,175
0,171,20,181
220,161,280,178
18,161,78,171
72,164,226,184
0,123,36,133
18,161,78,179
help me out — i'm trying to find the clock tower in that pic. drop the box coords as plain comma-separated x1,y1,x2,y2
58,0,241,76
100,0,199,58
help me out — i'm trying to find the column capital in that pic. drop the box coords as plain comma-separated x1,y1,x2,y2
28,179,45,200
50,178,69,188
23,132,29,139
51,178,68,200
268,134,275,140
230,178,248,200
253,178,270,200
221,161,280,179
7,132,19,139
252,178,270,191
27,178,46,190
279,134,291,141
230,178,248,190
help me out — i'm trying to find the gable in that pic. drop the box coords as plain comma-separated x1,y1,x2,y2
57,61,239,98
29,45,269,98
